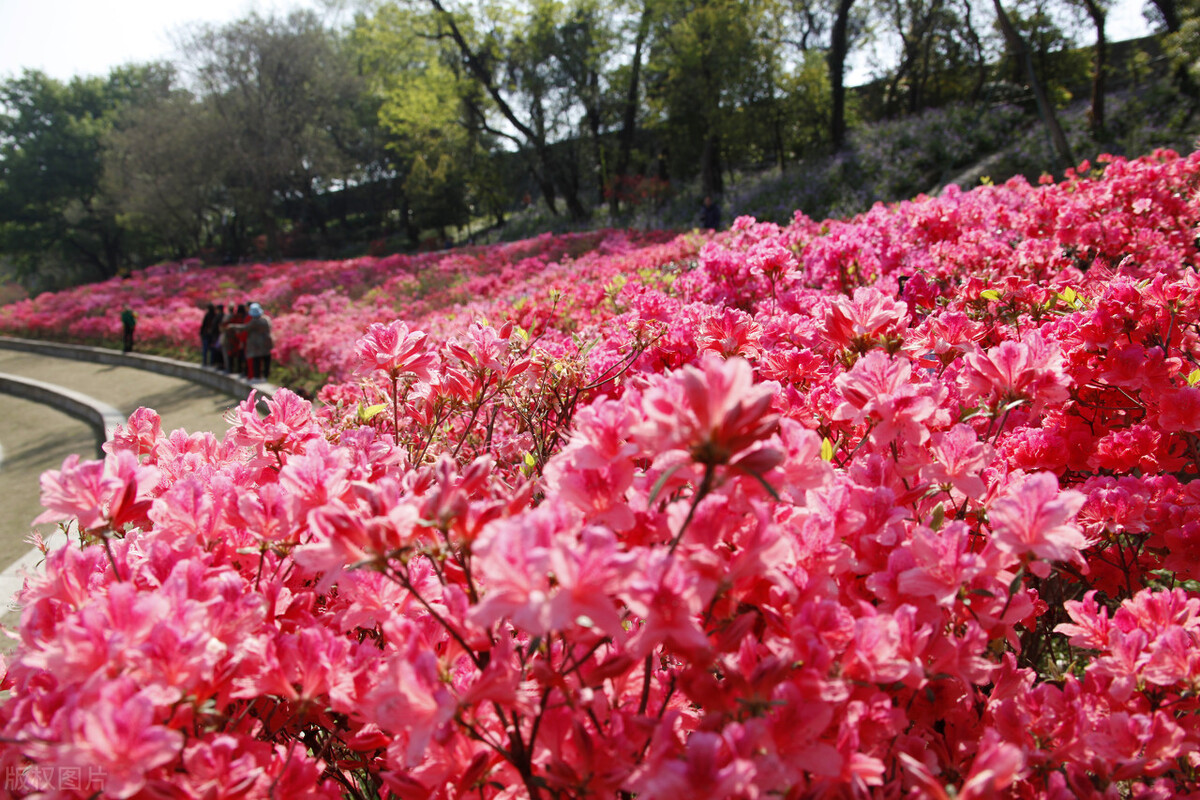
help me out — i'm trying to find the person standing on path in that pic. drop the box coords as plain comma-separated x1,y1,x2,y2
219,304,238,373
224,304,249,375
210,303,225,369
120,306,136,353
199,303,221,367
226,302,274,380
244,303,273,381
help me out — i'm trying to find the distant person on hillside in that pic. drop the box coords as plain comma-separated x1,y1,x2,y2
700,195,721,230
200,303,221,367
120,306,136,353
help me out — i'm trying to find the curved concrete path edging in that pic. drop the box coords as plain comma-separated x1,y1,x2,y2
0,336,281,629
0,373,124,458
0,336,278,414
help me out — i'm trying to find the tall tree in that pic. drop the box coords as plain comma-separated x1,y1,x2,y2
541,0,612,205
353,3,491,240
417,0,589,219
0,66,170,287
829,0,857,149
876,0,985,113
647,0,771,195
992,0,1074,167
1076,0,1109,134
103,92,225,259
181,11,362,255
612,0,654,214
779,0,864,150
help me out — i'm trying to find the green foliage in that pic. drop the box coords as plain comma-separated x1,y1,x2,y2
646,0,775,185
103,92,224,260
353,4,481,238
405,153,471,232
0,67,174,289
185,11,365,255
1164,0,1200,85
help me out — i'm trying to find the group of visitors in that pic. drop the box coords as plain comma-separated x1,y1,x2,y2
199,302,274,381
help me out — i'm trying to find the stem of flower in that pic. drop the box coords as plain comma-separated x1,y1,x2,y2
667,463,715,556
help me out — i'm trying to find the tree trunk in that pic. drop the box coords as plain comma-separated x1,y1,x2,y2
992,0,1073,169
829,0,855,150
698,29,723,197
613,4,650,217
955,0,988,101
1082,0,1106,135
700,133,723,196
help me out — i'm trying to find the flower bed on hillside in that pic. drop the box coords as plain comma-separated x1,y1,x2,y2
0,230,683,382
3,150,1200,798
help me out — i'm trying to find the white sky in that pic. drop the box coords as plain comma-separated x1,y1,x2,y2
0,0,1159,84
0,0,339,82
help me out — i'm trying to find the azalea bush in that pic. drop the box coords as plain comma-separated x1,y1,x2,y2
0,229,683,389
4,149,1200,798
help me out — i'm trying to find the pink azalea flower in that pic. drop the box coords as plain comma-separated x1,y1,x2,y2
65,680,183,798
822,286,908,349
36,449,160,531
988,472,1088,576
897,521,987,606
833,350,939,446
635,354,781,468
469,501,635,637
922,423,993,499
962,330,1070,413
355,319,435,382
1156,385,1200,432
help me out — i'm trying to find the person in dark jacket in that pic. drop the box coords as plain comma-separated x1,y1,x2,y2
700,195,721,230
200,303,221,367
243,302,273,381
120,307,136,353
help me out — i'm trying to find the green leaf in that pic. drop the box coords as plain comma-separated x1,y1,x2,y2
648,463,686,505
1058,287,1078,305
523,452,536,468
359,403,387,422
979,289,1001,301
820,437,834,462
930,502,945,531
1008,566,1026,595
1188,368,1200,387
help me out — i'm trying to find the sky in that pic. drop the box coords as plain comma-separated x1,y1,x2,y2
0,0,1160,85
0,0,335,82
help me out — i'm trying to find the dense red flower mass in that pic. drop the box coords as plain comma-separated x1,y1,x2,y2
5,150,1200,797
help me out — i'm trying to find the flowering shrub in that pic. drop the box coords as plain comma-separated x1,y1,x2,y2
4,149,1200,797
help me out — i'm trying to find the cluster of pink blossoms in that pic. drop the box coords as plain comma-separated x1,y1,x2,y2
4,149,1200,798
